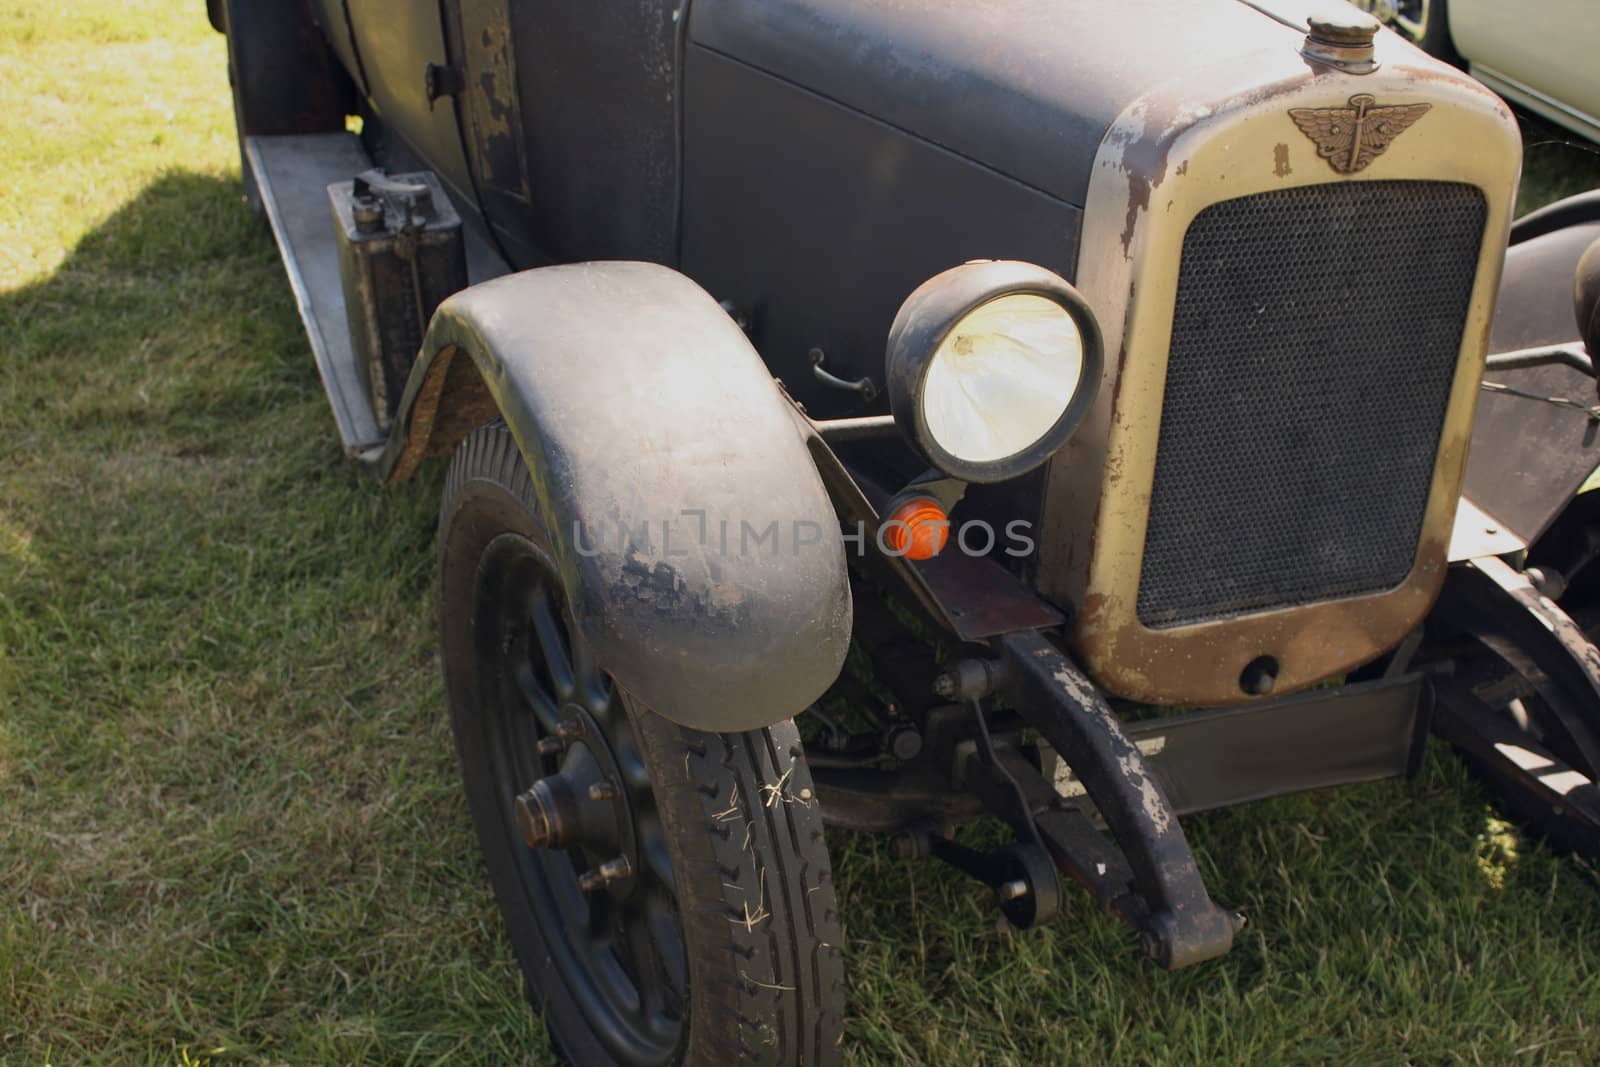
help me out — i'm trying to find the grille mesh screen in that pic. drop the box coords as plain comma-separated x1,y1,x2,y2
1135,181,1486,629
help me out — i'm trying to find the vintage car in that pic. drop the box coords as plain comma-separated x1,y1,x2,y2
1349,0,1600,143
211,0,1600,1062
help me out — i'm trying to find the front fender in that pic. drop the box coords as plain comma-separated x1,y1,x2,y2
385,262,851,732
1461,191,1600,546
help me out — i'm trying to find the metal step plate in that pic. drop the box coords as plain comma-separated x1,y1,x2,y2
245,133,508,461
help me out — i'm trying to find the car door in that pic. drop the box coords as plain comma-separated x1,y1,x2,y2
446,0,682,269
445,0,539,265
345,0,475,204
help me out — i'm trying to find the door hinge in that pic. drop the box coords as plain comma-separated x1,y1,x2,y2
424,62,465,109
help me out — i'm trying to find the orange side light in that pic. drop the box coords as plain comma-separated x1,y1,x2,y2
882,496,950,561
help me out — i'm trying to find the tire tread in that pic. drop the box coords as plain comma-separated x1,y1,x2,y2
440,423,843,1066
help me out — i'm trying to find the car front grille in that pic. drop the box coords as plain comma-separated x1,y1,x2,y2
1135,180,1487,629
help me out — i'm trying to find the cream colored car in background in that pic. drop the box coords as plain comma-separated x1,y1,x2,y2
1354,0,1600,142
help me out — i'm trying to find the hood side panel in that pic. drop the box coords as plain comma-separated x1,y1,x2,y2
689,0,1300,206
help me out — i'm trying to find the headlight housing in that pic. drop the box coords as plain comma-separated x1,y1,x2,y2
885,261,1103,483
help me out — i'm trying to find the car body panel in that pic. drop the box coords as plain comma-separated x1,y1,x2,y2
448,0,681,268
1449,0,1600,141
391,262,854,732
689,0,1296,209
678,47,1085,420
344,0,474,202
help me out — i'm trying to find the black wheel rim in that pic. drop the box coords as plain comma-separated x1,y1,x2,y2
473,532,687,1064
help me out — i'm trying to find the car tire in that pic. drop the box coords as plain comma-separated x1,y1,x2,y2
438,422,846,1066
213,0,355,218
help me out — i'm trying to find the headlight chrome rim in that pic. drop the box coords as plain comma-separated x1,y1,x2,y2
886,261,1104,484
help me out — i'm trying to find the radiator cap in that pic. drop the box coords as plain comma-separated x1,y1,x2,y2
1303,4,1381,73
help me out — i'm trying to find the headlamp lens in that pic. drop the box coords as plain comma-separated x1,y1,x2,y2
920,293,1086,464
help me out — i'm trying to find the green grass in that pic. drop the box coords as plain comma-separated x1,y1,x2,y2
3,3,1600,1063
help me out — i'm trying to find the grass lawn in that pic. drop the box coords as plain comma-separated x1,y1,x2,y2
4,3,1600,1064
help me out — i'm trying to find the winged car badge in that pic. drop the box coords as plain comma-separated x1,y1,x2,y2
1289,94,1431,175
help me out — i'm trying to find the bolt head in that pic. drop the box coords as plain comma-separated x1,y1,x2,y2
577,855,633,892
995,878,1029,904
1140,931,1161,960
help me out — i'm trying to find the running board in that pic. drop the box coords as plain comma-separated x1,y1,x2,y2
245,133,509,462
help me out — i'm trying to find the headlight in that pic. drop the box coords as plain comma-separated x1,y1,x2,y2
886,261,1103,483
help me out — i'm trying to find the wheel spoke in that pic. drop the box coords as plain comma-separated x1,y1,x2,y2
530,585,576,703
569,622,613,716
635,815,675,895
468,529,687,1059
616,890,683,1019
513,651,563,735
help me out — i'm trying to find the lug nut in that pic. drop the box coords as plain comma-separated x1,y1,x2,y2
577,856,633,892
535,737,565,758
587,779,619,802
556,716,584,740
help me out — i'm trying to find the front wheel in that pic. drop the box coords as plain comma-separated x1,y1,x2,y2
438,423,845,1066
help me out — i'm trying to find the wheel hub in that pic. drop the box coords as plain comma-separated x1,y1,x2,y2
515,705,637,892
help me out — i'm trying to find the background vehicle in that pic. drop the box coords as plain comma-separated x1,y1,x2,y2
1351,0,1600,142
210,0,1600,1063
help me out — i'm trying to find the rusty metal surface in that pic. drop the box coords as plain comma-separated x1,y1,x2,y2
1036,41,1521,706
817,448,1067,643
454,0,531,204
384,262,854,732
1048,674,1428,816
250,132,508,466
383,343,497,485
998,630,1238,969
331,170,467,432
915,552,1066,642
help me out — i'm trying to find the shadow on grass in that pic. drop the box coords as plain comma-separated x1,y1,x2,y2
0,170,546,1065
3,172,1600,1066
